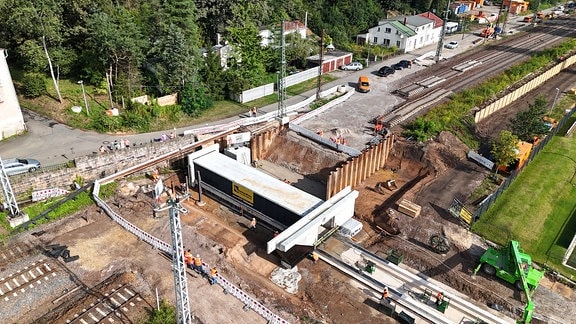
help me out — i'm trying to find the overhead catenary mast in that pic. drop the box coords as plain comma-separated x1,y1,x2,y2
277,20,287,120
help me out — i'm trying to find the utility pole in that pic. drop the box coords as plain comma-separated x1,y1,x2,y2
316,30,324,99
435,0,451,62
277,20,287,120
494,0,505,38
532,0,541,27
168,199,192,324
105,72,114,108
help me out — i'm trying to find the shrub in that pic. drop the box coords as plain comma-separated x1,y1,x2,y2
21,73,46,98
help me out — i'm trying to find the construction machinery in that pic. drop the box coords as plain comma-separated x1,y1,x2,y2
480,27,495,38
473,240,544,323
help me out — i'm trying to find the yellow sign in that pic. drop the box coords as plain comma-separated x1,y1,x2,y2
232,182,254,204
460,208,473,225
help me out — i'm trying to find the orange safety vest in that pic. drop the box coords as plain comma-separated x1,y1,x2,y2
210,268,217,277
382,288,389,298
194,257,202,267
184,251,192,264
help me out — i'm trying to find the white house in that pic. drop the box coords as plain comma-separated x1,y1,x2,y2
357,12,443,53
259,20,308,47
0,49,26,141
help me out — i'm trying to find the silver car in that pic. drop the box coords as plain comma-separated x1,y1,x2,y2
340,62,363,71
3,158,41,176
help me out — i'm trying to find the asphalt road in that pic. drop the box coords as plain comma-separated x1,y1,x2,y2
0,13,530,166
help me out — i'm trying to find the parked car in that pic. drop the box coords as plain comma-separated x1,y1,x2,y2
445,41,459,49
3,158,41,176
392,60,412,70
377,66,395,77
340,62,363,71
357,76,370,93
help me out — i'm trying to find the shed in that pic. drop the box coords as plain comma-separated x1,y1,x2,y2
307,51,353,74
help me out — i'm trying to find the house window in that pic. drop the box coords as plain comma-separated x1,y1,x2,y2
396,40,400,47
378,27,381,32
385,27,391,33
383,39,391,46
373,37,378,44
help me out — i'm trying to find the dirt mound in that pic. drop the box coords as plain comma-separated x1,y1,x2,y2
263,132,347,181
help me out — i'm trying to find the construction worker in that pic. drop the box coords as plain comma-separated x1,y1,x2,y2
193,254,203,274
436,292,444,306
311,251,319,264
209,267,218,285
381,286,391,303
184,249,193,269
250,218,256,230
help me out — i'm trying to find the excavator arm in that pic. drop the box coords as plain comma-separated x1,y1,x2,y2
509,241,536,323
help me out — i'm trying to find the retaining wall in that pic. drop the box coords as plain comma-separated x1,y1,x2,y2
475,55,576,123
8,136,200,198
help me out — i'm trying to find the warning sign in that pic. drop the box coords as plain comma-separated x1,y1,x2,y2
232,182,253,204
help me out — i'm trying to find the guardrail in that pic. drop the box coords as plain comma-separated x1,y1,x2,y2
92,181,289,323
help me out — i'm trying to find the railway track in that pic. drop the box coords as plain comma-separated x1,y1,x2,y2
65,283,144,324
382,17,576,127
0,260,56,302
0,244,31,269
318,237,513,323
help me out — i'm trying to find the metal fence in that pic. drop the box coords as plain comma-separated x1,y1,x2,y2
473,106,576,222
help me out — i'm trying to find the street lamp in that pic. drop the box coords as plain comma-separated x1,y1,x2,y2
550,87,560,115
77,80,89,116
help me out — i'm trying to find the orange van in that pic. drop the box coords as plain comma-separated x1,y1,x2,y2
357,76,370,93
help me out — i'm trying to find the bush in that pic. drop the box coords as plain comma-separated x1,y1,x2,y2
91,113,123,133
180,83,213,116
21,73,46,98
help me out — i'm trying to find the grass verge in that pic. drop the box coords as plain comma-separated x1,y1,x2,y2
473,135,576,278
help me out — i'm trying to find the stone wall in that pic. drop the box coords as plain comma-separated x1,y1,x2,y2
8,135,199,198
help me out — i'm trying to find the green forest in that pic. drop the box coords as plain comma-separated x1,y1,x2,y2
0,0,558,126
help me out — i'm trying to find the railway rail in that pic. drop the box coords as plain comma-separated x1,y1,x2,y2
65,283,143,324
318,237,513,324
0,260,56,302
382,18,576,127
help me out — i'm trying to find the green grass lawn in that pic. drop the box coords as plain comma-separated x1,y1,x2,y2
473,134,576,278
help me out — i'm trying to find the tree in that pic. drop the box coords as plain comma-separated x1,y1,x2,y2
491,130,519,176
85,8,146,99
146,0,202,95
200,51,226,101
180,82,213,116
510,96,550,142
225,2,267,91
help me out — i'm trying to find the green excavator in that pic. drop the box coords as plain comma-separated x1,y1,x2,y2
473,240,545,323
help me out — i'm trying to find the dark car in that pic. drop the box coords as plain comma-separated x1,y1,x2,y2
377,66,395,77
391,63,403,70
397,60,413,69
